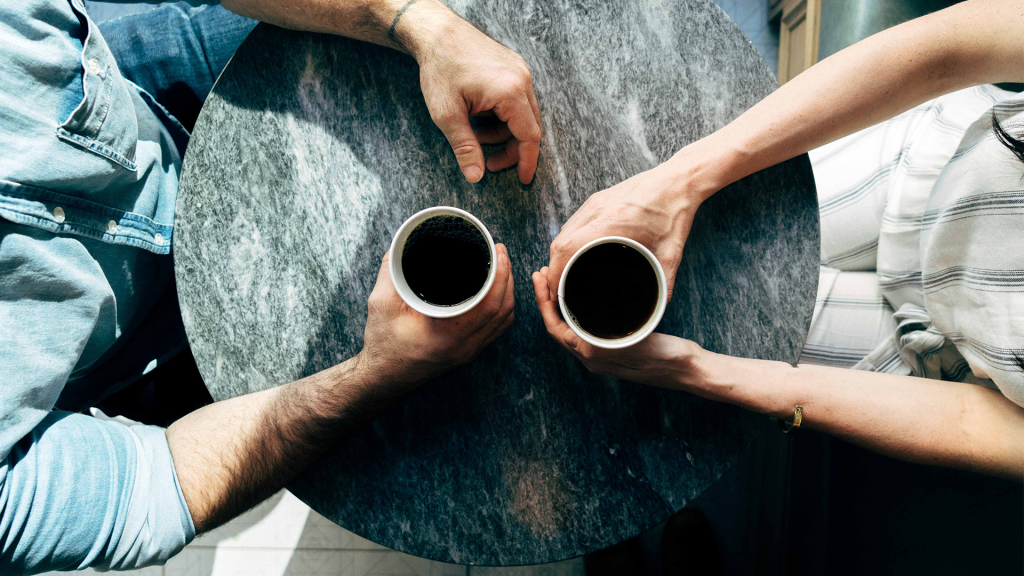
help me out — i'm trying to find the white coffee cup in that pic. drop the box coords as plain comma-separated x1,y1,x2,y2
557,236,668,349
389,206,498,318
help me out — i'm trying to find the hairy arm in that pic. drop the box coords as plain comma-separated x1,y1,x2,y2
166,357,385,532
169,247,515,532
219,0,445,58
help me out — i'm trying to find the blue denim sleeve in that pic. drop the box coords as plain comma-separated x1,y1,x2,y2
0,413,196,573
0,222,195,572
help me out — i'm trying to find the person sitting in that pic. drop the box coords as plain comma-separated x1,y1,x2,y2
538,0,1024,480
0,0,538,571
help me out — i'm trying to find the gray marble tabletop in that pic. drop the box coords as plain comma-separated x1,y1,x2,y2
175,0,819,566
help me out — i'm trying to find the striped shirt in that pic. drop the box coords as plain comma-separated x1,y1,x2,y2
801,86,1024,408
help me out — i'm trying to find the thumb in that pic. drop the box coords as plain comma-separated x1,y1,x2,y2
436,109,485,183
658,249,682,302
663,264,676,301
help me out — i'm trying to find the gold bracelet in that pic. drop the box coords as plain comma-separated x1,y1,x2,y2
778,405,803,434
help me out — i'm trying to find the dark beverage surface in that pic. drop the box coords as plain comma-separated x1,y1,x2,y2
402,215,491,306
563,243,659,339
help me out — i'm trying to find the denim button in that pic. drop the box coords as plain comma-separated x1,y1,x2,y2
107,220,118,234
53,207,65,223
88,58,100,75
155,233,164,244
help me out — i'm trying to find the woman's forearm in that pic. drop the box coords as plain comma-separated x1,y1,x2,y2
663,0,1024,202
687,352,1024,480
669,0,1024,478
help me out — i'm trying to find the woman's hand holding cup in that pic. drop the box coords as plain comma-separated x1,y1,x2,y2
544,162,708,305
537,152,725,384
532,267,704,389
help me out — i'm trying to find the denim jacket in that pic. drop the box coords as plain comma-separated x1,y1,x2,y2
0,0,199,571
0,0,187,254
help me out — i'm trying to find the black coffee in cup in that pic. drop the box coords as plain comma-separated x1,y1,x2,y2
563,242,659,339
402,215,491,306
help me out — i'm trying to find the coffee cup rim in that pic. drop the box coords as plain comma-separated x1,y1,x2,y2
389,206,498,319
556,236,668,349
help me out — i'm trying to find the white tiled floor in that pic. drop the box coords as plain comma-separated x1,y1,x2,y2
42,491,583,576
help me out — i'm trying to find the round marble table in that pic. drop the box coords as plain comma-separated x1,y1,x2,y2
175,0,819,566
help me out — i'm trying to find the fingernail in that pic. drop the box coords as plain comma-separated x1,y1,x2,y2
463,166,483,182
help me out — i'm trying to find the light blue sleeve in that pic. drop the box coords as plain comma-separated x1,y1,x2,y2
0,223,195,573
0,413,196,573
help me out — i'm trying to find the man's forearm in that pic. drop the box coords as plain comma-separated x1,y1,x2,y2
166,354,401,533
165,247,516,533
219,0,456,61
660,0,1024,204
686,352,1024,480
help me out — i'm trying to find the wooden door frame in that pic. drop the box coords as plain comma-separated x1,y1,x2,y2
771,0,822,84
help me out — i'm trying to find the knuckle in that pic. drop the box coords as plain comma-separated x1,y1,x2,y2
451,142,479,160
516,66,532,86
432,107,460,126
366,293,384,310
522,122,542,142
484,299,502,318
501,73,527,94
502,79,523,96
427,106,445,123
